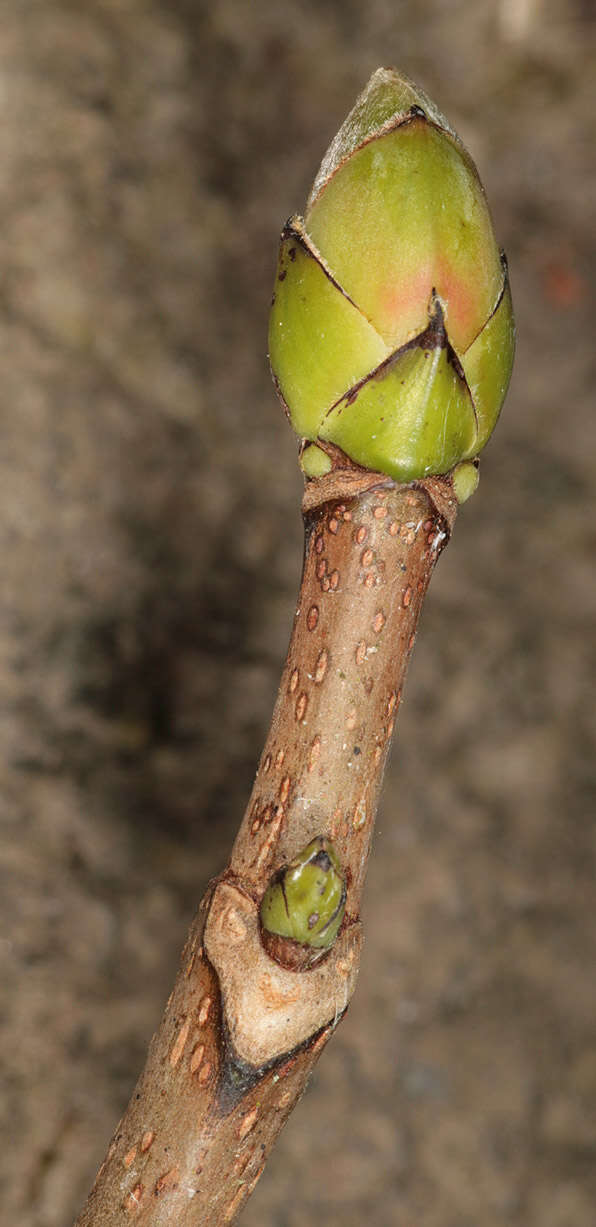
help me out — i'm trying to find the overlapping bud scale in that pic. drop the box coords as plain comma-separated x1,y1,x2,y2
260,836,346,964
269,69,514,483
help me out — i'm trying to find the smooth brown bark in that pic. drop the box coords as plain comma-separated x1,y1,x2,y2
74,465,457,1227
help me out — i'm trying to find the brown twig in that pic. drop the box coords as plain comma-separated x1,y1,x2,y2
74,461,457,1227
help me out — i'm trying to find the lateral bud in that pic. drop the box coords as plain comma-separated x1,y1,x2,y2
260,836,347,971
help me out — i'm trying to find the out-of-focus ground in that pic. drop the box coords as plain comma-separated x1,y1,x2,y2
1,2,595,1225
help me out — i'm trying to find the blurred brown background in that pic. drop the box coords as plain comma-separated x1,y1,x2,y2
1,2,595,1225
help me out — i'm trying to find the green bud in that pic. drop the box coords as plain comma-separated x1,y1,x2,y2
452,459,480,504
260,837,346,969
300,443,333,479
269,68,514,482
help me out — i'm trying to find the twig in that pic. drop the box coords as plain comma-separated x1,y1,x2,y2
74,466,456,1227
74,66,513,1227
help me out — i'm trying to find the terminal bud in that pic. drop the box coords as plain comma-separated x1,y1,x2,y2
269,68,514,482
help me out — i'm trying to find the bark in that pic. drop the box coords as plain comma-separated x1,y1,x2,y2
74,462,457,1227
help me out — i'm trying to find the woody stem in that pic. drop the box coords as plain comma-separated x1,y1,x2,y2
74,465,456,1227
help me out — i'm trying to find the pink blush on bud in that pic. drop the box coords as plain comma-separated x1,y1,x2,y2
378,265,432,347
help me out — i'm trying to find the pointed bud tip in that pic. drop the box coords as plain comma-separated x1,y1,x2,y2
307,67,458,211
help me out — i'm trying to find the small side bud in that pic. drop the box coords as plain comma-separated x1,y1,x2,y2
260,836,346,971
452,460,480,504
300,443,333,479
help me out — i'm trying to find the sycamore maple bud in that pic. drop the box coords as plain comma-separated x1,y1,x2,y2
269,68,514,483
260,836,346,971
